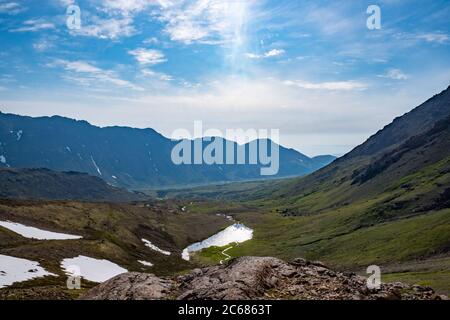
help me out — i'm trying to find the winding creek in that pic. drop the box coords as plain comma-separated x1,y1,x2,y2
181,223,254,261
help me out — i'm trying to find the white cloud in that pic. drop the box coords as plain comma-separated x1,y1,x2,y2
101,0,155,16
57,0,75,6
0,2,26,15
33,38,54,52
141,69,173,81
245,49,285,59
378,69,409,80
264,49,285,57
153,0,251,45
284,80,367,91
415,33,449,44
394,32,449,45
10,19,55,32
66,1,156,40
70,17,136,39
51,60,143,91
128,48,167,65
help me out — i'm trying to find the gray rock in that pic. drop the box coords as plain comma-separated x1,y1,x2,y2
81,272,173,300
82,257,440,300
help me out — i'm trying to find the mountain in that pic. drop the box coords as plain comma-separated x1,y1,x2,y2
266,85,450,214
82,257,442,300
208,86,450,208
0,167,147,202
0,112,335,189
166,86,450,293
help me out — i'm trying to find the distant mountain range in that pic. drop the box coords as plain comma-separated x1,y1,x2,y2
0,112,335,189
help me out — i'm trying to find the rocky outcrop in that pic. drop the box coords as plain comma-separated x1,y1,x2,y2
81,273,173,300
82,257,446,300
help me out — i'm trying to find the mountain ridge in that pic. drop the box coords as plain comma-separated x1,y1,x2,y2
0,111,335,189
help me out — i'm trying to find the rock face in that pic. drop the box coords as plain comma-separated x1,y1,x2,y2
82,257,445,300
81,273,173,300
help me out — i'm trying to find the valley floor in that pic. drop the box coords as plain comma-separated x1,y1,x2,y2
0,198,449,299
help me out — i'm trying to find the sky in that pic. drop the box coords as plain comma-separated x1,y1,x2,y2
0,0,449,156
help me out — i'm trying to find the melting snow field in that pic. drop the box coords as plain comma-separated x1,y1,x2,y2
182,223,253,261
0,220,82,240
142,239,171,256
0,254,56,288
61,256,127,283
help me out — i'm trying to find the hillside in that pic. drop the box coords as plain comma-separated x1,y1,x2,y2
171,86,450,293
0,168,147,202
0,198,235,299
0,112,335,188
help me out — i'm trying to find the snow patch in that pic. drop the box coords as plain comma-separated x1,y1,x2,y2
61,256,127,283
0,155,5,164
90,156,102,176
112,175,117,179
65,146,71,153
0,220,82,240
142,239,171,256
182,223,253,261
138,260,154,267
0,254,56,288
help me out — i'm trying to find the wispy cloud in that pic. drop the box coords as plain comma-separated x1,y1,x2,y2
415,32,449,44
245,49,285,59
0,2,27,15
128,48,167,65
33,37,54,52
100,0,154,16
50,60,143,91
141,69,173,81
284,80,367,91
378,69,409,80
10,19,55,32
394,32,449,44
70,17,136,40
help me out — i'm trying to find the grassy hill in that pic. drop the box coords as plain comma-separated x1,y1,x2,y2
0,168,147,202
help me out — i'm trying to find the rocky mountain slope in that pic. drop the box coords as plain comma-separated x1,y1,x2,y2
0,167,147,202
0,112,335,188
82,256,445,300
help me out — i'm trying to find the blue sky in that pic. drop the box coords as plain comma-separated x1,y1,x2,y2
0,0,449,156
